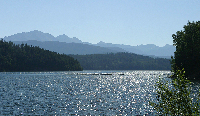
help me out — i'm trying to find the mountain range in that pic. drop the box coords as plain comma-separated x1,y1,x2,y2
2,30,175,58
3,30,82,43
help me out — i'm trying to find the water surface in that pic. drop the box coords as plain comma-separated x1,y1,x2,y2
0,70,199,115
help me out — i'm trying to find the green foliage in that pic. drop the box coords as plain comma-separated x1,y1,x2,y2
150,69,200,115
0,39,83,71
171,21,200,80
151,21,200,115
70,52,171,70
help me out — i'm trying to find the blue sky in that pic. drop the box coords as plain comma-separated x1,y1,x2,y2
0,0,199,47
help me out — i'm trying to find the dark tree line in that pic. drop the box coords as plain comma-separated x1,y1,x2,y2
171,21,200,80
70,52,171,70
150,21,200,115
0,39,83,71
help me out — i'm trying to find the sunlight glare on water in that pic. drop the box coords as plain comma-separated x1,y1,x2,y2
0,70,198,115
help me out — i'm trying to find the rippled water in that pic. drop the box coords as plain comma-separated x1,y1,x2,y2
0,70,199,115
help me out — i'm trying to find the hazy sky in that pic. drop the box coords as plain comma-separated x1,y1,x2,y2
1,0,199,46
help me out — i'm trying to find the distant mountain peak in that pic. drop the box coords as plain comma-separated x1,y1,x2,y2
95,41,175,57
31,30,41,32
29,30,51,35
97,41,106,44
3,30,82,43
97,41,114,45
56,34,69,38
3,30,175,57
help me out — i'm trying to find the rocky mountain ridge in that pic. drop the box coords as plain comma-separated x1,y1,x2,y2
2,30,175,58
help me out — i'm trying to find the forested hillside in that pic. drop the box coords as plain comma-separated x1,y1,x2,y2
0,39,83,71
70,53,171,70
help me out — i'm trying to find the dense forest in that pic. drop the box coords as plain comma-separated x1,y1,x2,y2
70,53,171,70
0,39,83,71
171,21,200,80
151,21,200,115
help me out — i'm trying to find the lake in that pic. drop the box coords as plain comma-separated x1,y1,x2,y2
0,70,199,115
